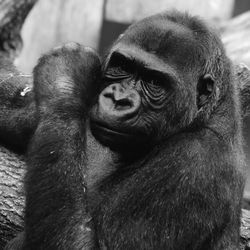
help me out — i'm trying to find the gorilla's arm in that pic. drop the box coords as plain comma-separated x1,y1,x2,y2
23,43,100,249
0,0,38,153
94,129,242,250
0,56,37,153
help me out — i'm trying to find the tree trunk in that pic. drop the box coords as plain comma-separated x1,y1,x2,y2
0,147,25,249
1,1,250,249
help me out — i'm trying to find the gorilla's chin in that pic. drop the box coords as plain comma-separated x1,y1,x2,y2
90,120,149,154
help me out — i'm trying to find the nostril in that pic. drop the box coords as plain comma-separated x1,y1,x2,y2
115,98,133,111
112,85,118,91
102,84,120,101
103,91,114,99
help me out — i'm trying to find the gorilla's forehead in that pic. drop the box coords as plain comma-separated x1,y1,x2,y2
118,18,201,68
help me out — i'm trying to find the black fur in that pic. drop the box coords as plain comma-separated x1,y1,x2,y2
4,11,245,250
0,56,36,153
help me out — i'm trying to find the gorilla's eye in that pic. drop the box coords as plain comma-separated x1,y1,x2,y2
105,52,135,80
105,66,129,79
142,71,165,88
149,79,160,86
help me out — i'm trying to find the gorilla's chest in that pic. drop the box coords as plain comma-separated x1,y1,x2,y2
85,125,117,189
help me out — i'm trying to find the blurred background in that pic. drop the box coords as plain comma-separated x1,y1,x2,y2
15,0,250,72
15,0,250,193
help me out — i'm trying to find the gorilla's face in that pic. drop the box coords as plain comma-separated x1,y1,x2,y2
90,14,215,152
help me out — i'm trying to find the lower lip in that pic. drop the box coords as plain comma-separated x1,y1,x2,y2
90,120,150,153
91,121,133,138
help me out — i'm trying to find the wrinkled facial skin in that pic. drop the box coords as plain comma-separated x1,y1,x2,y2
89,16,211,153
90,58,175,153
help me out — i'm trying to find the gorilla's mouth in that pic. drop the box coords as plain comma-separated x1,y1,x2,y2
90,120,135,139
90,120,147,152
93,122,130,135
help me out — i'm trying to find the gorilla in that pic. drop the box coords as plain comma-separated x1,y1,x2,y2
2,11,245,250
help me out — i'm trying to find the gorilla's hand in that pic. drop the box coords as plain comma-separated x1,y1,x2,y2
33,42,101,112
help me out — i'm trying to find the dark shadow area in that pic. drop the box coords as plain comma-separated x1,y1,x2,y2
98,20,130,55
233,0,250,16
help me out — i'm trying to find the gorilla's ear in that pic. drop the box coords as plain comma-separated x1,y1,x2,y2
197,74,215,110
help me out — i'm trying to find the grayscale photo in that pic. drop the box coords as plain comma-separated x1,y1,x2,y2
0,0,250,249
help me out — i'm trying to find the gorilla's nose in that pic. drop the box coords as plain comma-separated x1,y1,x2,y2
99,83,141,118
